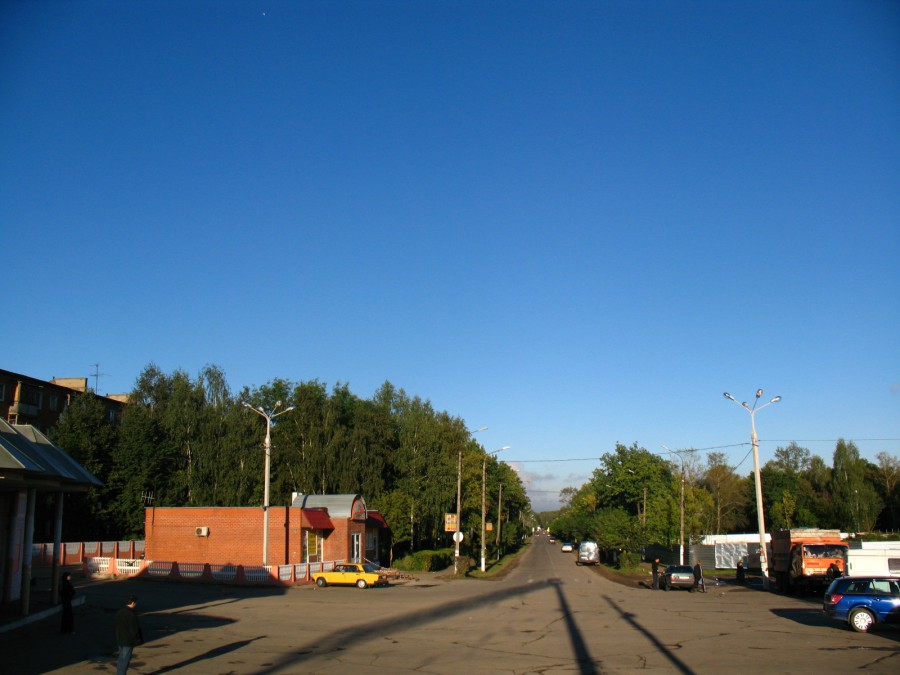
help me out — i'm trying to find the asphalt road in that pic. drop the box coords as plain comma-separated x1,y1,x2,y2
2,537,899,674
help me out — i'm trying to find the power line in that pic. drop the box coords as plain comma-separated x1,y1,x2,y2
509,438,899,465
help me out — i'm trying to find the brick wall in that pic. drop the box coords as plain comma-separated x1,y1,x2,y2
145,506,383,566
145,506,301,566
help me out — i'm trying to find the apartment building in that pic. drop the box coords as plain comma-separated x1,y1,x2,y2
0,369,128,432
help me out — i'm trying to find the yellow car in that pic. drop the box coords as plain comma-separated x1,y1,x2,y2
313,563,389,589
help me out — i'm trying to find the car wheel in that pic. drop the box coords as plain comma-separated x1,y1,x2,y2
849,608,875,633
356,579,368,589
315,577,327,588
661,581,668,591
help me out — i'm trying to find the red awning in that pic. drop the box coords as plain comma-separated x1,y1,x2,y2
366,511,389,529
303,509,334,530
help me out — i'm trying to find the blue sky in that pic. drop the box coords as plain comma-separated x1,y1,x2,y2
2,1,898,511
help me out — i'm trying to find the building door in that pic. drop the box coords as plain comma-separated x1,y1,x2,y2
351,533,361,563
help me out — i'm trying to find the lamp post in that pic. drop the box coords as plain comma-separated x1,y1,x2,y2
242,400,296,566
661,445,693,566
724,389,781,589
455,426,487,574
482,446,510,572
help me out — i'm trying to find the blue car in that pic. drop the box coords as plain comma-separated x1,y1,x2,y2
822,576,900,633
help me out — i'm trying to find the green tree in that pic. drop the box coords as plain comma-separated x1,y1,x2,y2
874,451,900,530
49,391,119,538
701,452,748,534
832,439,882,532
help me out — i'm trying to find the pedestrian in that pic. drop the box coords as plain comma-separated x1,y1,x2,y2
692,562,705,593
828,561,842,579
736,559,745,584
115,595,143,675
651,558,660,590
60,572,75,634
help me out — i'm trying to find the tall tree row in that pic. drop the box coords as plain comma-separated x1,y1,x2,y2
550,439,900,557
48,364,531,560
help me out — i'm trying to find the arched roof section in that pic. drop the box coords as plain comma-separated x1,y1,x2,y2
292,493,367,520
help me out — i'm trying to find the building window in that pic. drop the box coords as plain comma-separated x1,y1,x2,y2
303,530,324,563
49,395,60,412
23,387,43,409
351,497,367,520
0,383,5,401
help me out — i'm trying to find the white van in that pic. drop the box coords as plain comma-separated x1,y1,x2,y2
577,541,600,565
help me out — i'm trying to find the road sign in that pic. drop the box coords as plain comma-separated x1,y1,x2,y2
453,531,464,543
444,513,458,532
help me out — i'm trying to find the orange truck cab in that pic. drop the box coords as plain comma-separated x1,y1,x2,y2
771,528,848,593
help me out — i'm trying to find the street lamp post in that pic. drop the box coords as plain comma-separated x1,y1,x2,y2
482,447,510,572
455,426,487,574
724,389,781,590
242,400,296,566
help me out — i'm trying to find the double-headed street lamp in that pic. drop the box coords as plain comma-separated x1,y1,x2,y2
724,389,781,589
243,400,296,566
482,446,510,572
455,426,487,574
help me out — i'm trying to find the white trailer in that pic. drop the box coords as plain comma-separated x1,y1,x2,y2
846,548,900,577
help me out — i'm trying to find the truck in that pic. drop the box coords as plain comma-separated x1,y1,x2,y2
770,528,848,593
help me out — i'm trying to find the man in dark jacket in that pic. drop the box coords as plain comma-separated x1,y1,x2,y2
60,572,75,634
692,562,705,593
651,558,660,589
115,595,143,675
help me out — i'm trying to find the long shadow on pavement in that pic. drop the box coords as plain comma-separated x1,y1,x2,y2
0,577,287,674
256,577,602,674
150,636,266,674
550,578,599,675
602,594,695,675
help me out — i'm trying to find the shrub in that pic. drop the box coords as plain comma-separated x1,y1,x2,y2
393,549,453,572
618,552,642,570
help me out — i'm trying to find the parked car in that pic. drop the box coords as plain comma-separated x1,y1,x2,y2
561,542,574,553
576,541,600,565
548,537,556,544
313,563,389,589
823,576,900,633
661,564,695,591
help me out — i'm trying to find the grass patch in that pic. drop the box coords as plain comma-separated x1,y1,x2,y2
467,544,529,579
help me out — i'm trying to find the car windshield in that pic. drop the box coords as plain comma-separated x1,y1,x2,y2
362,563,380,573
803,544,846,558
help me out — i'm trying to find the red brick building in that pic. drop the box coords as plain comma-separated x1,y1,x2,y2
144,494,389,567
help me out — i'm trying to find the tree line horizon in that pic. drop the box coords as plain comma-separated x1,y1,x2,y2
45,363,531,563
544,438,899,555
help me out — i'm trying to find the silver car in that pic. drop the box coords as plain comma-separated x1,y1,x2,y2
576,541,600,565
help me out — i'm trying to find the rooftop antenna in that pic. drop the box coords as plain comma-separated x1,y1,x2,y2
89,363,108,393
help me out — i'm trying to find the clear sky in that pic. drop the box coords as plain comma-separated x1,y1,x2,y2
2,1,898,511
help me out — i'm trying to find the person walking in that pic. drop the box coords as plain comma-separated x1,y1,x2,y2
736,559,745,584
692,562,705,593
115,595,143,675
60,572,75,634
651,558,660,590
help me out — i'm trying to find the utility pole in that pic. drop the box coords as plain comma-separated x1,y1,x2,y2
455,426,487,574
481,447,509,572
496,483,503,561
